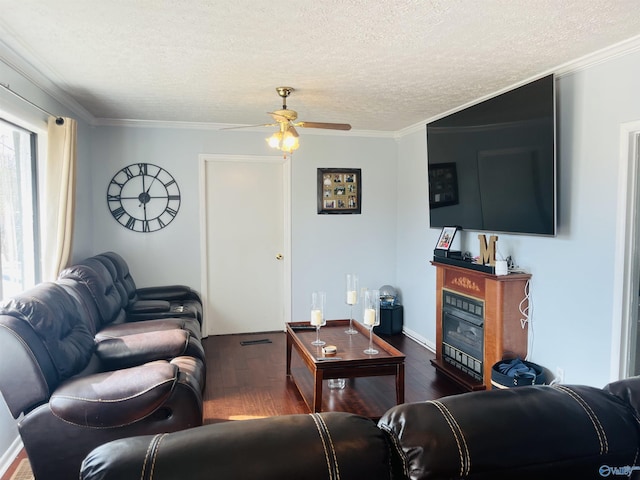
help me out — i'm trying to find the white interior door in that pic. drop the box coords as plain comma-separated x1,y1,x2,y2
200,155,290,335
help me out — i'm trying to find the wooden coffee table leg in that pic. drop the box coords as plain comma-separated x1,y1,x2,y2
286,331,292,375
313,370,323,412
396,363,405,405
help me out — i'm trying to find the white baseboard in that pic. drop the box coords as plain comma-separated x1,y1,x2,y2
402,326,436,353
0,435,23,478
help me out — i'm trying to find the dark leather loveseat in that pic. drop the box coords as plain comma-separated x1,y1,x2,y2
80,377,640,480
0,252,205,480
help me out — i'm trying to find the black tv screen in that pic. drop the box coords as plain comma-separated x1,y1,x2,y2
427,74,556,236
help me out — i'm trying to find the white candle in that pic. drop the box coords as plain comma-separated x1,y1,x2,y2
347,290,357,305
311,309,323,326
364,308,376,326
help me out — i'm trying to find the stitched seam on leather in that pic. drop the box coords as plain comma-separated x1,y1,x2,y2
309,413,335,480
383,432,393,480
377,423,410,478
147,433,168,480
315,413,341,480
428,400,470,476
556,385,607,454
141,434,162,480
557,386,608,454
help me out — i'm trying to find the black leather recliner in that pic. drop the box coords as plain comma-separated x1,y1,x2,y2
378,379,640,479
95,251,203,324
80,378,640,480
0,281,205,480
59,258,203,342
81,412,396,480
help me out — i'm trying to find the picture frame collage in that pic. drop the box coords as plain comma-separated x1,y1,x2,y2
317,168,362,214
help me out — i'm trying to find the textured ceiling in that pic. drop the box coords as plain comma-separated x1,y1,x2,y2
1,0,640,132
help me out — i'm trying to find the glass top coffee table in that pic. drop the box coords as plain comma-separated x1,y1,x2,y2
286,319,405,413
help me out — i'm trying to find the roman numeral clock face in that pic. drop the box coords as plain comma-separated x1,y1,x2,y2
107,163,181,232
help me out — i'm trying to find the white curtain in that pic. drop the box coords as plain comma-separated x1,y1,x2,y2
42,116,77,281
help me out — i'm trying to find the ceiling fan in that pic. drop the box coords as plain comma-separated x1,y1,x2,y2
268,86,351,131
226,87,352,154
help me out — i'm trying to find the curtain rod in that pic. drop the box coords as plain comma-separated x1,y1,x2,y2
0,82,65,125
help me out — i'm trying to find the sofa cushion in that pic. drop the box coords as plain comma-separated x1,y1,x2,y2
95,329,193,369
0,282,94,382
96,316,202,341
96,251,138,302
50,361,178,427
59,260,127,327
378,384,640,480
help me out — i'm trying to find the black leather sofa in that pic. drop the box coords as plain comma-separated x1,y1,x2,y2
0,252,205,480
80,377,640,480
94,251,203,324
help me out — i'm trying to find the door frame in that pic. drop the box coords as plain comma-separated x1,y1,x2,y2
612,121,640,379
198,154,292,337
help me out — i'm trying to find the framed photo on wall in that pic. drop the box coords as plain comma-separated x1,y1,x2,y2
317,168,361,214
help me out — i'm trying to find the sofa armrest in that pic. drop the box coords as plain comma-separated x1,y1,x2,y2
378,385,640,480
604,376,640,419
50,361,177,427
127,299,171,314
96,329,190,369
136,285,201,303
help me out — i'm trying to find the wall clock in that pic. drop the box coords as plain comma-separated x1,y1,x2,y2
107,163,181,232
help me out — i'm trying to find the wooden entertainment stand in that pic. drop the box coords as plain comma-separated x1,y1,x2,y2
431,259,531,391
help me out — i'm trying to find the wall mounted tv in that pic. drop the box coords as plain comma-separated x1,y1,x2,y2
427,74,556,236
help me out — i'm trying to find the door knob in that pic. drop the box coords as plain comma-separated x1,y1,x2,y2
276,254,283,260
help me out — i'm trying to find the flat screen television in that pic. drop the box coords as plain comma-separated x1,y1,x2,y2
427,74,556,236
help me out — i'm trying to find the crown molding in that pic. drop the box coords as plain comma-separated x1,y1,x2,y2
0,33,95,124
394,33,640,139
553,33,640,77
93,117,395,138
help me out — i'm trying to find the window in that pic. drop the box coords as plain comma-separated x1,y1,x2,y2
0,118,40,300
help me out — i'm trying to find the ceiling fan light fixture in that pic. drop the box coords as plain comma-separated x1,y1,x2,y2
267,131,282,148
266,128,299,153
282,129,299,151
258,86,349,154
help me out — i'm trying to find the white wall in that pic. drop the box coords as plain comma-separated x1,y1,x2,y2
289,134,398,319
89,127,398,321
397,47,640,387
395,128,436,348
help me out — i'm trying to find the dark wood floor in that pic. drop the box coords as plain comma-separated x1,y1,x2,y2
1,330,464,480
203,330,465,422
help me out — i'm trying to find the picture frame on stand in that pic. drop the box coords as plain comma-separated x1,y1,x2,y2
435,226,458,251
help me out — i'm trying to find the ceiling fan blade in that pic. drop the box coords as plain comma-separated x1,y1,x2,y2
297,121,352,131
288,126,299,137
219,123,277,130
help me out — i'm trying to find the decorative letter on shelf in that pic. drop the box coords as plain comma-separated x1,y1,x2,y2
478,234,498,266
